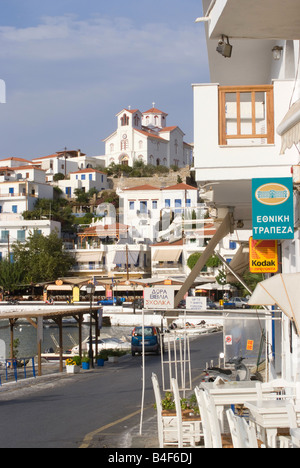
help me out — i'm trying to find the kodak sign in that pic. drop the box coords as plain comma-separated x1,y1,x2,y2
249,237,278,274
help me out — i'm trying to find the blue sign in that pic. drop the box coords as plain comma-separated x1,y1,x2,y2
252,177,294,240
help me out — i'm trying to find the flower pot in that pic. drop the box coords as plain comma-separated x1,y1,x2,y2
66,365,80,374
97,358,105,367
108,356,118,363
82,362,90,370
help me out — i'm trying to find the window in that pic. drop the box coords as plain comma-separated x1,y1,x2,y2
129,201,135,210
17,230,26,242
165,199,171,208
65,187,71,197
12,205,17,214
81,174,86,180
1,230,9,242
175,199,182,213
140,201,148,214
9,188,14,195
152,201,158,210
89,174,93,181
121,114,129,126
186,199,191,207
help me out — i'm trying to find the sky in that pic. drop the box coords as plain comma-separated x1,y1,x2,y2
0,0,209,160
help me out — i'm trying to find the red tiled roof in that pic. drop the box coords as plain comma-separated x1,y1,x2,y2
123,184,160,191
162,183,198,191
0,157,34,164
135,128,167,141
151,239,184,247
143,107,168,115
70,168,105,175
159,126,178,132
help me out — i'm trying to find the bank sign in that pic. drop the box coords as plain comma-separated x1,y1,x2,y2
252,178,294,240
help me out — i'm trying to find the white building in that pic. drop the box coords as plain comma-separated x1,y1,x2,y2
57,168,109,199
31,150,105,182
191,0,300,382
102,106,192,168
0,162,53,215
118,182,199,244
0,213,61,261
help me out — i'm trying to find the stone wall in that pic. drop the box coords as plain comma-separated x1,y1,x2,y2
108,166,194,191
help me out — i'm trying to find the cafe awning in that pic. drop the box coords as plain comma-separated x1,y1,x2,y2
277,99,300,154
249,273,300,335
226,244,249,283
114,250,139,265
153,249,182,262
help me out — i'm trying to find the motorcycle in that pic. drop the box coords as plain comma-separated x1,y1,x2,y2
202,356,250,382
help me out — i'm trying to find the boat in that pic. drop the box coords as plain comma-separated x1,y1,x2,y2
71,335,131,355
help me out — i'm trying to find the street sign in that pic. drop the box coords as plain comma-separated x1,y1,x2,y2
144,287,174,310
186,296,207,311
252,178,294,240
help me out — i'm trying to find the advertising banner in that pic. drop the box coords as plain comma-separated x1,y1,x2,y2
249,237,278,274
144,287,174,310
252,178,294,240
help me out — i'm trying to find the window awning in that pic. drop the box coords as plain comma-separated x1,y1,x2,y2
114,251,139,265
226,245,249,283
277,99,300,154
76,251,103,262
153,249,182,262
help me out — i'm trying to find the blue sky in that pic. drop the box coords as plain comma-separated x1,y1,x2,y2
0,0,209,160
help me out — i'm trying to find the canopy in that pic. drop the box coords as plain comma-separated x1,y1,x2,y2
248,273,300,335
277,99,300,154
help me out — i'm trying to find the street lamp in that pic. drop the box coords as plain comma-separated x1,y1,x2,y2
86,283,96,368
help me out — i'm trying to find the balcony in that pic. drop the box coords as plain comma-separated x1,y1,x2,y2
219,85,274,146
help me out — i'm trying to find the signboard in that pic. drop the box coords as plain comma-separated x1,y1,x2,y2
186,296,207,311
249,237,278,273
144,287,174,310
252,178,294,240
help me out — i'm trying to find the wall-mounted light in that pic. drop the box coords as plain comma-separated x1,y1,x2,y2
272,46,283,60
216,35,232,58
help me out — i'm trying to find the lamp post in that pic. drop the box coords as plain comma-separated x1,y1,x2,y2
86,283,96,368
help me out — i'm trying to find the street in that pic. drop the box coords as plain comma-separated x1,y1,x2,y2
0,332,223,448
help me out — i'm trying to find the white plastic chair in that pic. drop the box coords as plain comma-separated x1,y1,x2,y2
195,386,213,448
152,373,202,448
226,408,264,448
152,373,178,448
171,378,203,448
202,389,233,448
256,379,297,401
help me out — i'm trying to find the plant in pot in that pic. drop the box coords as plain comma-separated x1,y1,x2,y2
81,353,90,370
106,349,126,363
66,356,81,374
96,350,107,367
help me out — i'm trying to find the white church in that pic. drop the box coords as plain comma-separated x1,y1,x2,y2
102,105,192,168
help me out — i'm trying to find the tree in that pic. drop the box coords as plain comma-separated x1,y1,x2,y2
0,260,25,293
12,231,75,283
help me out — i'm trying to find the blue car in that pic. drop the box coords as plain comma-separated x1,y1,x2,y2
131,326,161,356
98,298,125,306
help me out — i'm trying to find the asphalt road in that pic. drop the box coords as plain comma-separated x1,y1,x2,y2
0,332,223,448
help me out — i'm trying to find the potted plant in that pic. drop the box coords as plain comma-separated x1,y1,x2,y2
66,356,81,374
107,349,126,363
96,351,107,367
81,353,90,370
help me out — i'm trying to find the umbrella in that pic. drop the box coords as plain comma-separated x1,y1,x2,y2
248,273,300,335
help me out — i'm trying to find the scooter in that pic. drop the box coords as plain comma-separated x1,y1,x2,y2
202,356,250,382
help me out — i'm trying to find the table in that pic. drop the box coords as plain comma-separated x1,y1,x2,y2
244,400,290,448
200,381,260,431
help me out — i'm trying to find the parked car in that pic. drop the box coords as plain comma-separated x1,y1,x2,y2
131,326,162,356
207,300,219,309
224,297,250,309
97,298,125,306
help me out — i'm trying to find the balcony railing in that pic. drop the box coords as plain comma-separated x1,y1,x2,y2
219,85,274,146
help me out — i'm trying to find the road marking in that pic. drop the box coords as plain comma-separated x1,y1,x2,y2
79,408,144,449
